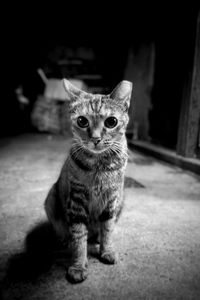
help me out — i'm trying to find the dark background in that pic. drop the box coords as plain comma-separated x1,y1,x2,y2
1,4,199,149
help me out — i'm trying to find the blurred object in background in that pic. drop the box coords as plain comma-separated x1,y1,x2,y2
38,68,88,99
15,86,30,108
124,44,155,142
31,69,88,135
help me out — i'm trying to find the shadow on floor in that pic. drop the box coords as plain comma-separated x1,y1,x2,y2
1,222,73,299
3,222,100,284
4,222,68,283
124,176,145,188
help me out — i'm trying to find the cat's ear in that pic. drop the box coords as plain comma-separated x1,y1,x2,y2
109,80,132,108
63,78,87,100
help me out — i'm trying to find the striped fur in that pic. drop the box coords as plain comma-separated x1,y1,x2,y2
45,79,133,282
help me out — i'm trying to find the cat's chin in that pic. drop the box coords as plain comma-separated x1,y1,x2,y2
87,147,107,154
84,144,108,154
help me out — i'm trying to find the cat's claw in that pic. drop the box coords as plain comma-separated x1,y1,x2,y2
100,250,117,264
66,265,88,283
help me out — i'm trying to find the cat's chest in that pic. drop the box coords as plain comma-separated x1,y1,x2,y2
86,165,124,196
90,174,106,197
88,170,121,217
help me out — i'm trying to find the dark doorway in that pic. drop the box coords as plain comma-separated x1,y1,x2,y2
149,9,198,150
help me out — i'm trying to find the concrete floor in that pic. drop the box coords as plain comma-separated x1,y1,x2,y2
0,134,200,300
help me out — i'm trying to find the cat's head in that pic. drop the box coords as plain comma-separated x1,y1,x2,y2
63,79,132,154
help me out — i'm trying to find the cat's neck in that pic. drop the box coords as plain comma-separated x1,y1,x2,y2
70,140,128,172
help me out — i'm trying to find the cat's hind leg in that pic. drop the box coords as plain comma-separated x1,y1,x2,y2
44,184,69,243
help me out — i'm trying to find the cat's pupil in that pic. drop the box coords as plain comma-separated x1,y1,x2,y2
104,117,118,128
77,116,89,128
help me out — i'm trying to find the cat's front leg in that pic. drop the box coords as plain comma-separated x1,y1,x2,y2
67,223,88,283
99,217,117,264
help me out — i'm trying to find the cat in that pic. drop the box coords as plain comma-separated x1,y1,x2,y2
44,79,133,283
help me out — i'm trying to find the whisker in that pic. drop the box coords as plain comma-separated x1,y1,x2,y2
70,144,84,159
111,144,128,159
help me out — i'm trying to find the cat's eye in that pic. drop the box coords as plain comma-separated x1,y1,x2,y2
104,117,118,128
77,116,89,128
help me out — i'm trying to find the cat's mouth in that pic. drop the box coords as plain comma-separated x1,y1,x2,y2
88,144,107,153
84,141,110,154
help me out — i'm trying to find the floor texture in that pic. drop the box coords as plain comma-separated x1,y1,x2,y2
0,134,200,300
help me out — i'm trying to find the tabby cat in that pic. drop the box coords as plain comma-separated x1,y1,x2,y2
45,79,132,283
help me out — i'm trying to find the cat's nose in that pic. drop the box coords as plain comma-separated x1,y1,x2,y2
91,137,101,146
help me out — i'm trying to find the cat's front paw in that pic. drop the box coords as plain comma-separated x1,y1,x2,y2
100,250,117,264
66,265,88,283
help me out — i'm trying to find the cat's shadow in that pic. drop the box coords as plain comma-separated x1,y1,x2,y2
4,221,99,284
5,222,68,283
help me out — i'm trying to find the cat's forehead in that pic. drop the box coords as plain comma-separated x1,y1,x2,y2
73,94,122,116
88,94,108,113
